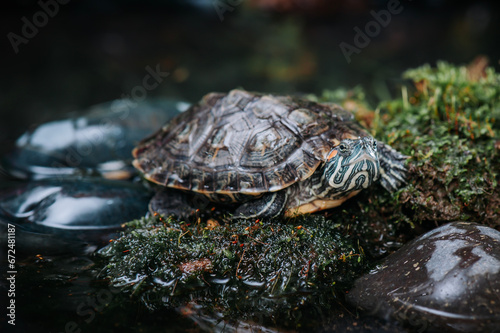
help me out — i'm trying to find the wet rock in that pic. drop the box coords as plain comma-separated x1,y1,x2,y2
1,99,189,180
347,222,500,332
0,178,151,254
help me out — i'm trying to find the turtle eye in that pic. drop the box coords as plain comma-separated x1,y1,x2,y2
372,140,377,150
339,143,348,153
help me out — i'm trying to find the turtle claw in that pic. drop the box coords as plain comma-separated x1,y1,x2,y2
377,141,408,192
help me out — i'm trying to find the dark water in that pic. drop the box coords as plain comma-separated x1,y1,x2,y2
0,253,408,333
1,1,500,332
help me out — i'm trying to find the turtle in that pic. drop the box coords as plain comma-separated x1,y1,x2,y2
132,89,407,219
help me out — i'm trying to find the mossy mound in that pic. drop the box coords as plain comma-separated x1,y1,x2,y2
313,59,500,232
101,214,366,298
99,214,366,328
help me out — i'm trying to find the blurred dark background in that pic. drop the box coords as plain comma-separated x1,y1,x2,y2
1,0,499,150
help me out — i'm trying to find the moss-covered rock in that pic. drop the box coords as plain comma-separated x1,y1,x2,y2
99,213,367,328
101,214,365,290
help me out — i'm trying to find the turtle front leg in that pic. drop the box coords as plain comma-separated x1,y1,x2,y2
377,140,408,192
233,191,288,220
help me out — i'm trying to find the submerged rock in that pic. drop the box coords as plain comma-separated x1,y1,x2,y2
347,222,500,332
2,98,190,180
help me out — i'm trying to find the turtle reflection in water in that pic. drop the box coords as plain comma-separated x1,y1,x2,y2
133,89,407,219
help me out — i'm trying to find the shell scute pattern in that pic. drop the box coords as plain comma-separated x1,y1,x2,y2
264,161,301,191
165,161,191,189
211,90,254,118
193,127,236,169
191,168,215,191
214,170,238,192
133,89,369,195
239,172,266,191
287,108,318,129
241,125,300,168
247,95,290,119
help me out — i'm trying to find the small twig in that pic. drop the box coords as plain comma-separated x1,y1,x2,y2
170,278,179,296
178,230,191,245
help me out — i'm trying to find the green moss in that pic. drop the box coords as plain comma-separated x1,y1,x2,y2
101,213,366,292
99,213,367,327
316,60,500,229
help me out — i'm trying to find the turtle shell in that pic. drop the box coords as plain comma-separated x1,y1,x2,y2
132,89,369,195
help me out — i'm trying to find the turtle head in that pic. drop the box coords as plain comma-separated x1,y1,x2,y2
324,136,380,193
